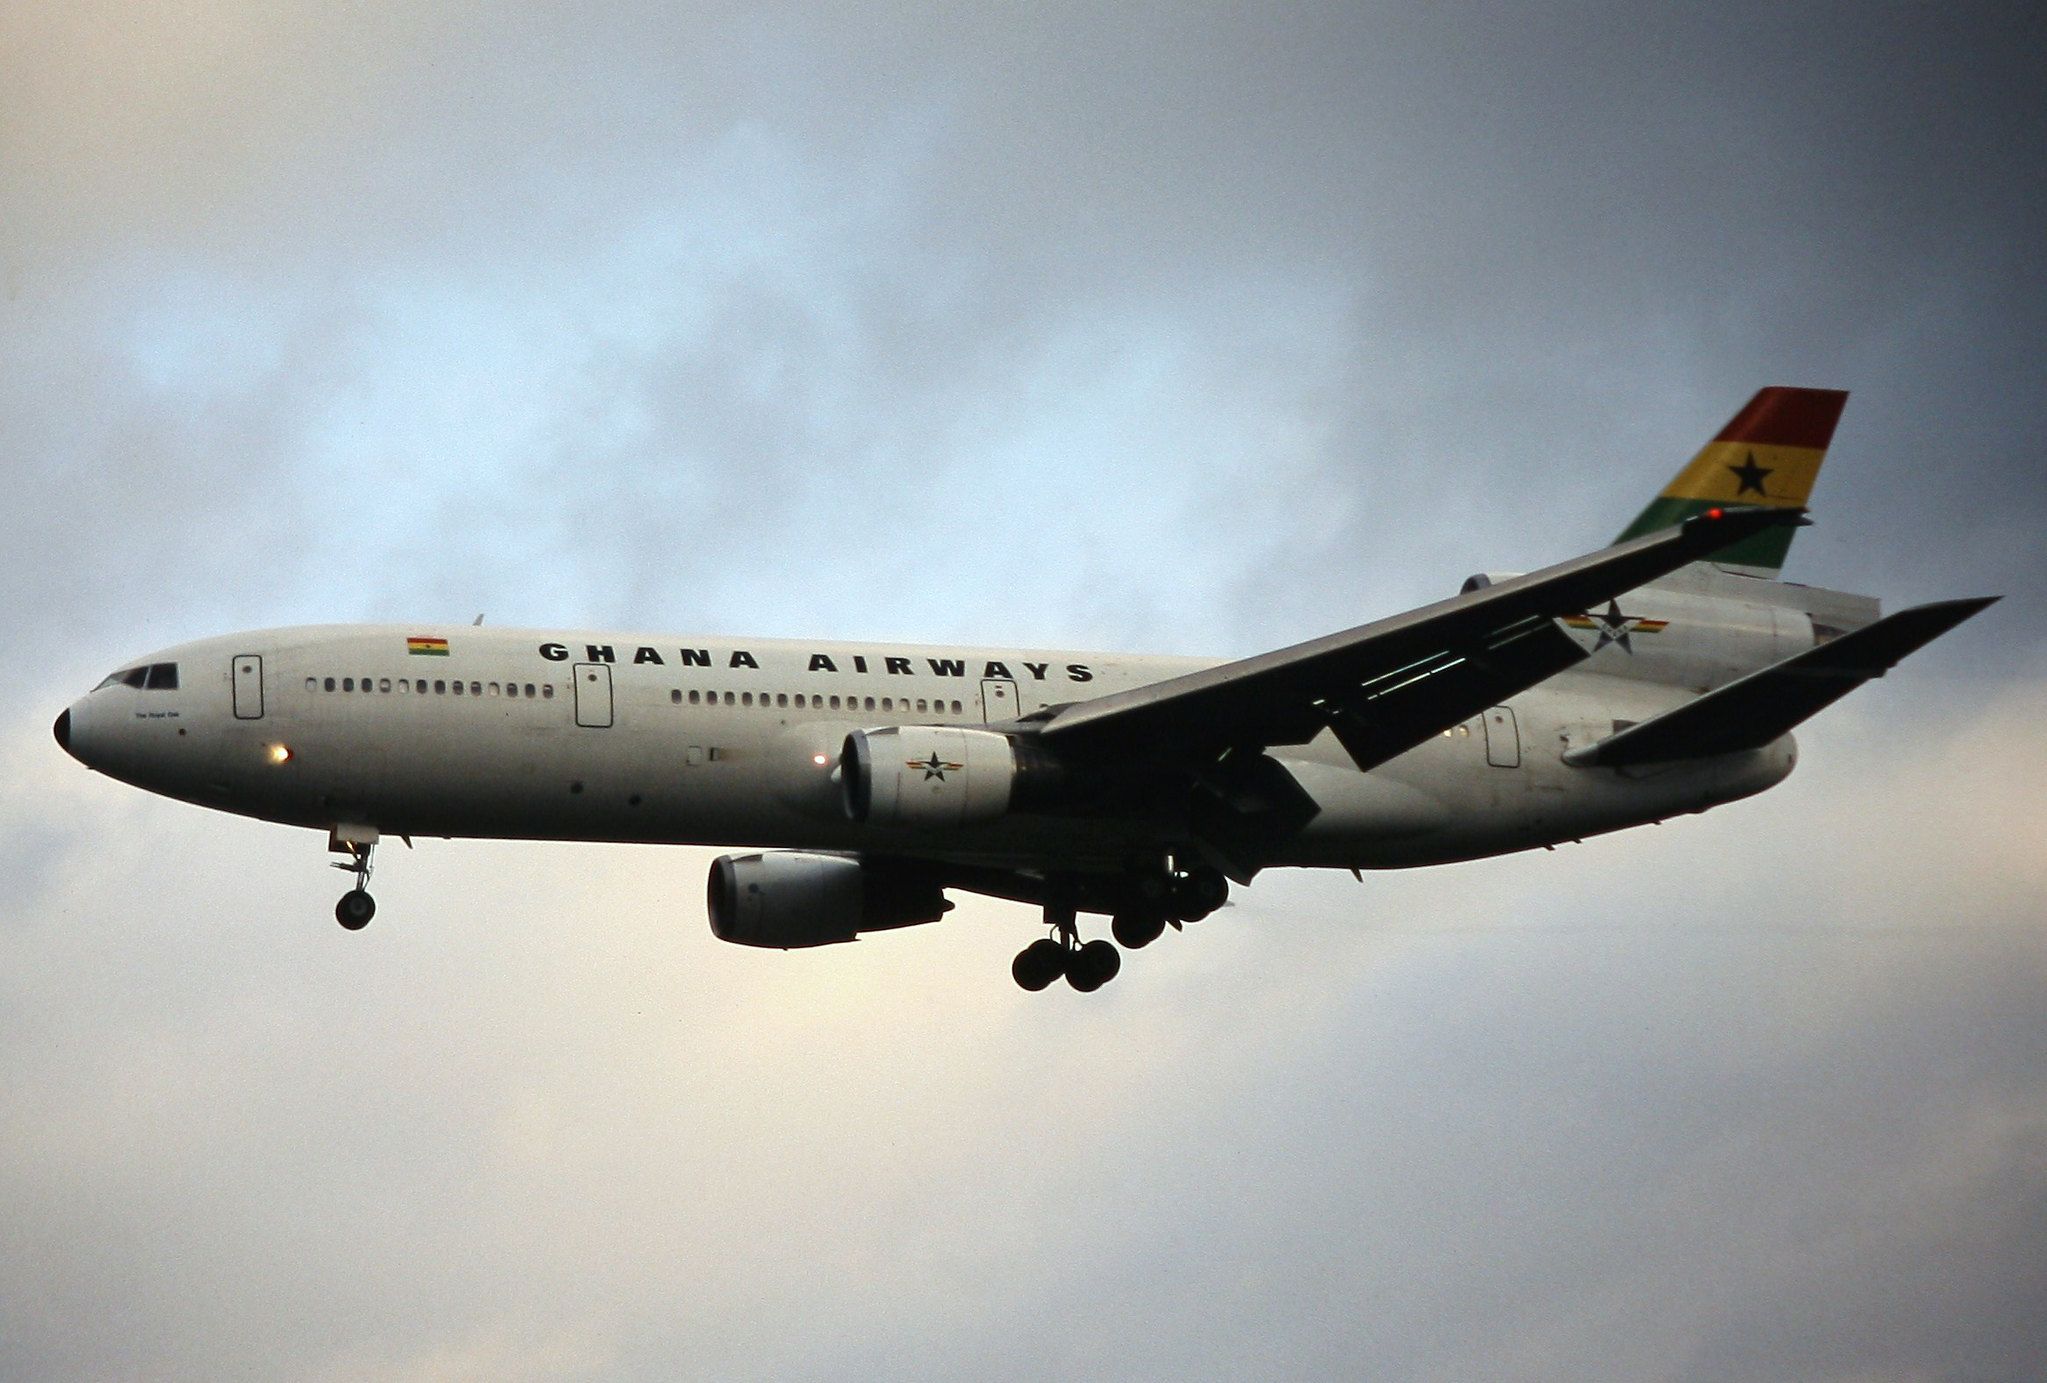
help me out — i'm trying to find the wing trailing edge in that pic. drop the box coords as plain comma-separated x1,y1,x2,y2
1562,596,1998,769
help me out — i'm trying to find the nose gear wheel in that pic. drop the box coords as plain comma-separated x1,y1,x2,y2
330,838,377,930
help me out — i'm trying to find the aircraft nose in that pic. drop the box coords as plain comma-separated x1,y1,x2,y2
54,707,73,756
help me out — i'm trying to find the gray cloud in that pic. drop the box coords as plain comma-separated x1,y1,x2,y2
3,4,2042,1379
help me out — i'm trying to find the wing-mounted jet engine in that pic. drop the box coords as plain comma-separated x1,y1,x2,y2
706,851,951,948
838,726,1069,827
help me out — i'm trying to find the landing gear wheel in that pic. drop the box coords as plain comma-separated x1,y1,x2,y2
1012,938,1068,992
1112,911,1167,950
1066,939,1122,992
335,889,376,930
1169,867,1229,922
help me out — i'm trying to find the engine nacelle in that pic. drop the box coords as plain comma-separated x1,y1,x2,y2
706,851,950,948
841,725,1033,827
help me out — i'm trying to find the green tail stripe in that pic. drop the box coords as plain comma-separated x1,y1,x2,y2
1616,497,1793,570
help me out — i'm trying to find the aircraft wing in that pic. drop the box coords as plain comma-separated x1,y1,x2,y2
1561,595,1997,768
1035,505,1805,773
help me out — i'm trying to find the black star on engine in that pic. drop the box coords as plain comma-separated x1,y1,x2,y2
920,752,949,781
1725,451,1773,497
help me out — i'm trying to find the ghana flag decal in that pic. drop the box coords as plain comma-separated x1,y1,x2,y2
1614,386,1848,573
406,636,450,656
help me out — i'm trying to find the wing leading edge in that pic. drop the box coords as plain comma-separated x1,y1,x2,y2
1036,505,1807,772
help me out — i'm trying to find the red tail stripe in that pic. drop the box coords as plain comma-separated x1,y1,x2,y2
1713,386,1849,450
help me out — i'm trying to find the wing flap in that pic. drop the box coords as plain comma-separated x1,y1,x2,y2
1324,613,1587,772
1562,596,1997,768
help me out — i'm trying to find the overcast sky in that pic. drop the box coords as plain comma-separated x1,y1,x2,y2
3,4,2043,1380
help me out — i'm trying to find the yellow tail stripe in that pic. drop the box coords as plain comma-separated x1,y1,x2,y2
1656,441,1825,508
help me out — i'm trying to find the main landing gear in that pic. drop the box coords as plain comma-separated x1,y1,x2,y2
1010,867,1228,993
330,828,378,930
1011,898,1122,993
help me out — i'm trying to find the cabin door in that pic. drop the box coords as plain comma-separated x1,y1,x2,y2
574,663,614,728
232,655,264,720
1484,706,1520,768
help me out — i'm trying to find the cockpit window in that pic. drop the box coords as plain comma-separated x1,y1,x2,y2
94,663,179,691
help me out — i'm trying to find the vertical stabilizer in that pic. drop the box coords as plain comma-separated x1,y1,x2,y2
1616,386,1848,574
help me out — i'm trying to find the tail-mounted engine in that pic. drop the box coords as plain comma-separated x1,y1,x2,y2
840,725,1065,827
707,851,951,948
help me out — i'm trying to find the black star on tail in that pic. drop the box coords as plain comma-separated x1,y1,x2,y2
1725,451,1773,497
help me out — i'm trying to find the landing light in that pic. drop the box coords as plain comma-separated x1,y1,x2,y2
269,744,293,765
812,753,830,766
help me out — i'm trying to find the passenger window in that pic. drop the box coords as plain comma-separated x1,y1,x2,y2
671,689,681,704
723,692,734,706
489,683,500,696
524,684,535,698
542,684,554,699
916,699,927,713
397,679,409,694
324,677,336,692
452,681,463,696
742,692,753,707
434,680,446,694
470,682,481,696
829,696,841,710
379,678,391,693
864,697,876,711
305,677,317,692
343,678,354,692
688,690,700,705
777,693,788,708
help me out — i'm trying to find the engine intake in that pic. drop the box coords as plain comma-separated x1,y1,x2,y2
841,725,1062,827
706,851,950,948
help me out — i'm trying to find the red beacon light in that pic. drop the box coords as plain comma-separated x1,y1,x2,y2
1704,507,1724,520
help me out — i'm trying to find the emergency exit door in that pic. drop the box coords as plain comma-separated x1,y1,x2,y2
980,678,1018,724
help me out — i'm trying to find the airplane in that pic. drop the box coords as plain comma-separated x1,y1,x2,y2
53,387,1994,992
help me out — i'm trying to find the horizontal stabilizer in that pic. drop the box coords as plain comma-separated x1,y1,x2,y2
1563,596,1998,768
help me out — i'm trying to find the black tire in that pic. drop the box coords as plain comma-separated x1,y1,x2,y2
1112,911,1167,950
1170,868,1229,922
1067,939,1121,992
336,889,376,930
1012,938,1066,992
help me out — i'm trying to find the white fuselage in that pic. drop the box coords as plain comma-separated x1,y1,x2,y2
58,598,1810,877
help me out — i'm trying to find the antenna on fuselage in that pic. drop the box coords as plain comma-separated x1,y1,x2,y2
473,613,485,626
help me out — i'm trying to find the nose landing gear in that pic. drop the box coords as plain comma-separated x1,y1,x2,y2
329,825,379,930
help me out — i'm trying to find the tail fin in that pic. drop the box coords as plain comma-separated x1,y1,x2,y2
1616,386,1849,574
